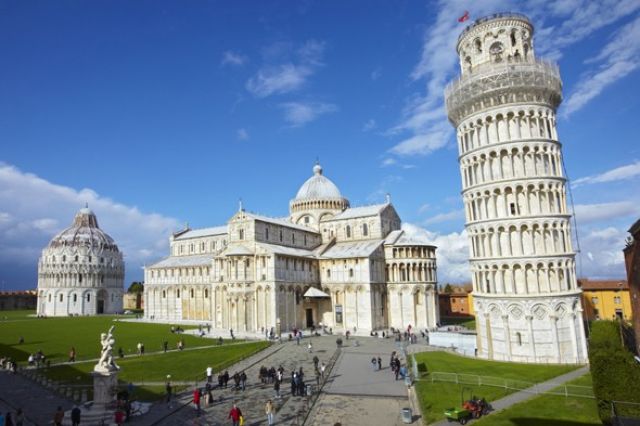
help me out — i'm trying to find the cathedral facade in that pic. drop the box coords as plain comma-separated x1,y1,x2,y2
144,164,439,335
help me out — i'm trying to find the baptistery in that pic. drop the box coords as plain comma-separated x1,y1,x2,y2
37,206,125,316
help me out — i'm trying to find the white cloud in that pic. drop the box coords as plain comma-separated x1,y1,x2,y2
237,128,249,141
371,68,382,81
221,50,248,66
246,40,325,98
402,223,470,284
573,201,640,223
577,225,628,279
389,122,450,156
279,102,337,127
381,158,397,167
418,204,430,214
573,160,640,186
362,119,377,132
564,14,640,116
423,208,465,225
0,163,180,288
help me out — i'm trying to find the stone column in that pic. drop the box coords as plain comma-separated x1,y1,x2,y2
526,315,536,362
502,314,512,361
550,314,561,363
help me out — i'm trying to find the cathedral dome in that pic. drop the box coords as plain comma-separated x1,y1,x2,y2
47,206,119,252
294,163,343,201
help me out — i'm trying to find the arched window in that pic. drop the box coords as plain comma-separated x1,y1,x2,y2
474,38,482,53
516,332,522,346
292,233,295,244
362,223,368,236
190,289,194,298
239,229,244,240
489,42,504,63
75,255,79,262
349,268,354,278
204,289,209,298
87,294,91,302
177,289,180,298
326,269,331,278
346,225,351,238
265,228,269,240
78,274,82,283
304,216,310,224
59,293,63,302
279,230,283,242
63,255,66,262
73,294,77,303
162,290,166,298
48,294,52,302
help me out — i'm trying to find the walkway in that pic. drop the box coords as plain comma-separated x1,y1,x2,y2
430,365,590,426
306,337,413,426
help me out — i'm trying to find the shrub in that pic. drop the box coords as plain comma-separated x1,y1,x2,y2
588,321,640,424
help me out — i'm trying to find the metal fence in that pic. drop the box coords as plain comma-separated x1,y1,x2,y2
425,371,595,399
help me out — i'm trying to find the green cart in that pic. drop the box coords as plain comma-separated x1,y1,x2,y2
443,407,471,424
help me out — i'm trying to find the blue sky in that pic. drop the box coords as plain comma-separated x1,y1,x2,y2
1,0,640,290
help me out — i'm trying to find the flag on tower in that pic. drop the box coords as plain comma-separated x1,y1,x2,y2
458,11,470,23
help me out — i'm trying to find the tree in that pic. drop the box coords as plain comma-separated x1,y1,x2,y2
127,282,144,294
443,283,453,294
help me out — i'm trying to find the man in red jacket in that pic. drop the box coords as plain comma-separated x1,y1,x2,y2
193,388,201,416
228,402,242,426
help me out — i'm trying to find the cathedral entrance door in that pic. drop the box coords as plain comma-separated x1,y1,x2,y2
306,308,313,328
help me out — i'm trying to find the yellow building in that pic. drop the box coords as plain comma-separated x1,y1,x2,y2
578,279,631,321
467,292,475,316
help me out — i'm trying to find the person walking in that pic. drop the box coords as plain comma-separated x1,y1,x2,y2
114,409,124,426
193,388,201,417
14,409,24,426
163,340,168,353
206,366,213,383
71,405,81,426
53,406,64,426
371,357,377,371
136,342,142,356
265,399,274,425
240,371,247,392
68,347,76,363
307,341,313,353
377,357,382,371
165,381,172,408
274,378,281,399
228,402,242,426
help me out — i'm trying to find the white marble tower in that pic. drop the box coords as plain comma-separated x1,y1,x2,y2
445,13,588,363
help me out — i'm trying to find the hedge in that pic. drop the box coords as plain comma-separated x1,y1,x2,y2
588,321,640,424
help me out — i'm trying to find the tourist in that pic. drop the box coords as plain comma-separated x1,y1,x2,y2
223,370,230,388
193,388,201,416
240,371,247,391
218,336,224,345
14,408,24,426
320,362,326,378
233,372,241,390
312,355,319,371
136,342,142,356
165,381,172,407
71,405,81,426
68,346,76,363
114,409,124,426
141,343,145,355
53,406,64,426
230,328,235,340
206,366,213,383
274,378,281,399
178,339,184,350
265,399,274,425
163,341,168,353
371,357,377,371
27,354,34,366
377,357,382,371
18,336,24,345
307,341,313,353
118,347,124,358
228,402,242,426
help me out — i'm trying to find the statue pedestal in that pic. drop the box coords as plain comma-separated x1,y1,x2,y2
67,368,119,425
92,368,118,409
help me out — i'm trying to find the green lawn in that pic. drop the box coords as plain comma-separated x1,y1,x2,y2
41,341,270,400
0,315,221,363
473,374,600,426
413,351,579,424
440,316,476,330
0,309,37,320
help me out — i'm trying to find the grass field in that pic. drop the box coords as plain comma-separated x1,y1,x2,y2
0,310,271,401
42,340,270,400
0,312,224,363
413,351,580,424
473,374,600,426
440,316,476,330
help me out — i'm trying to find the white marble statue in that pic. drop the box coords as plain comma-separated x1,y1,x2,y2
95,325,119,372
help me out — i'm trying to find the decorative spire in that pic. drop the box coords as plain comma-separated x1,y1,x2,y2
85,202,89,209
239,198,244,212
313,162,323,175
385,193,391,204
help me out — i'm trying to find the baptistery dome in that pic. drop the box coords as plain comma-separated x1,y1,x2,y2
289,163,349,229
37,206,125,316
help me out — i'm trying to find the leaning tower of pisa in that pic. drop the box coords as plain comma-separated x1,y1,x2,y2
445,13,588,363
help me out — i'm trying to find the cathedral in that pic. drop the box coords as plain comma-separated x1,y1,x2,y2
37,206,125,316
144,164,439,335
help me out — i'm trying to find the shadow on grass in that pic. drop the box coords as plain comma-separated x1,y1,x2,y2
510,419,601,426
